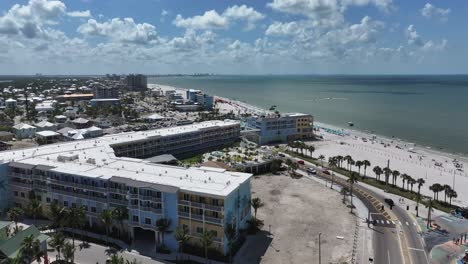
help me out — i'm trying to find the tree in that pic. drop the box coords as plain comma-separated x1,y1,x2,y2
66,206,87,247
409,177,416,192
155,218,172,249
401,173,409,189
347,173,359,213
48,232,66,261
25,199,42,226
383,167,392,185
448,189,458,206
318,155,325,167
308,145,315,158
443,184,452,204
355,160,363,176
429,183,443,201
174,226,191,262
62,242,76,263
362,160,371,178
344,155,352,171
20,234,43,263
340,186,349,203
251,197,264,220
414,195,422,217
8,207,24,234
270,159,282,174
99,209,113,247
112,207,129,240
426,198,434,229
201,230,214,263
391,170,400,186
224,224,236,264
416,178,425,196
373,166,382,181
49,202,66,228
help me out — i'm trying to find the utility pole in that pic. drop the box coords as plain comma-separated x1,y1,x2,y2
330,172,334,190
318,232,322,264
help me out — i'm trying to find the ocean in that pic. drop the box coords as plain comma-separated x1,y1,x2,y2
149,75,468,156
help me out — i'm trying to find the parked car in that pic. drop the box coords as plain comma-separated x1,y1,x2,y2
384,198,395,207
307,167,317,174
297,160,305,165
278,153,286,157
322,169,330,175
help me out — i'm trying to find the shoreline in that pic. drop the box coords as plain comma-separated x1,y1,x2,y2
148,82,468,162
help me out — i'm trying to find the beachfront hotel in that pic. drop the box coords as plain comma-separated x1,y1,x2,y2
245,113,314,145
0,120,252,255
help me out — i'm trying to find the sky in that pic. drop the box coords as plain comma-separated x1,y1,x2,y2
0,0,466,75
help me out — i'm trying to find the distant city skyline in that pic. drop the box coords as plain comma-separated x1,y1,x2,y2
0,0,466,75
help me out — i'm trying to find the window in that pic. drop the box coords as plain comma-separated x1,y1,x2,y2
132,215,139,222
91,207,96,213
63,201,68,207
83,205,88,211
46,197,51,203
213,212,219,218
183,193,190,201
20,192,25,198
198,209,203,215
210,230,218,237
13,191,18,197
196,227,203,234
199,197,205,203
212,199,219,206
71,203,76,208
183,224,188,231
145,218,151,225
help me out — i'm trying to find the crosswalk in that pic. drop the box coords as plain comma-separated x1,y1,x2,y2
372,219,418,226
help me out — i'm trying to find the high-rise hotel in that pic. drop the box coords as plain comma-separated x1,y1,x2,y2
0,120,252,255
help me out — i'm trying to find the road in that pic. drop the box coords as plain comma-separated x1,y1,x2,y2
284,155,429,264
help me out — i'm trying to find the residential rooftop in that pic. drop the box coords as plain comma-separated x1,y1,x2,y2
0,120,249,197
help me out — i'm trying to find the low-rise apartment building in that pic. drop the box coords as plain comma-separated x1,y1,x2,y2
0,120,250,255
245,113,314,145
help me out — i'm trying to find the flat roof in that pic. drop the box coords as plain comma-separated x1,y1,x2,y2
0,120,249,197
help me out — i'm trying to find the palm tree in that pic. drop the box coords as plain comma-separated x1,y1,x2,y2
349,159,355,171
362,160,371,178
391,170,400,186
429,183,443,201
373,166,382,181
416,178,425,196
174,226,191,262
409,177,416,192
318,155,325,166
448,189,458,206
49,202,67,228
308,145,315,158
20,234,43,263
155,218,172,249
48,232,66,261
336,155,344,168
355,160,363,176
443,184,452,204
201,230,214,263
400,173,409,189
347,172,359,213
251,197,264,220
99,209,113,247
224,224,236,264
8,207,23,234
344,155,352,170
415,195,422,217
328,157,337,167
383,167,392,185
62,242,75,263
112,207,129,240
66,206,86,247
25,199,42,226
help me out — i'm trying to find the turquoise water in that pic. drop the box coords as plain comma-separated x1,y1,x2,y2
149,75,468,155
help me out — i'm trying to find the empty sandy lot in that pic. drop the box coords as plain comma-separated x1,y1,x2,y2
235,173,356,264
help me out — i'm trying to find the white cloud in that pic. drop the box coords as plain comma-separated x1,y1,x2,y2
341,0,394,12
67,10,92,18
265,21,301,36
174,10,228,30
173,5,264,30
223,5,265,30
160,9,169,22
77,17,158,44
420,3,450,22
406,24,447,51
0,0,66,38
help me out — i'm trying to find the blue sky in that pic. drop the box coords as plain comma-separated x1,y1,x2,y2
0,0,466,74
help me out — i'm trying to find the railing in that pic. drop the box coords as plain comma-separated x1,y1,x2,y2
48,178,107,192
205,216,223,225
9,181,32,188
139,195,161,202
108,188,128,195
51,189,107,202
191,214,203,221
128,204,139,209
179,211,190,218
109,198,127,206
10,172,33,179
178,200,224,212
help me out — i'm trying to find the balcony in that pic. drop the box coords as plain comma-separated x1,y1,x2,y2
205,216,223,225
179,211,190,218
109,198,127,206
139,195,161,203
178,200,223,212
10,181,32,188
10,172,33,179
108,188,128,195
48,178,106,192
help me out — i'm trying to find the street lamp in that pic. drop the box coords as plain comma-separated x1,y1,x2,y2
318,232,322,264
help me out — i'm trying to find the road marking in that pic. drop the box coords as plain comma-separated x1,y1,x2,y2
388,250,391,264
406,221,409,226
392,221,396,224
441,216,454,223
408,247,425,252
387,220,390,224
413,222,417,226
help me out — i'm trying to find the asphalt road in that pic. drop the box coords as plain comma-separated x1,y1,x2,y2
284,155,429,264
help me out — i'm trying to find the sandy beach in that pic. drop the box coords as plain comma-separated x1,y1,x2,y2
149,82,468,207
